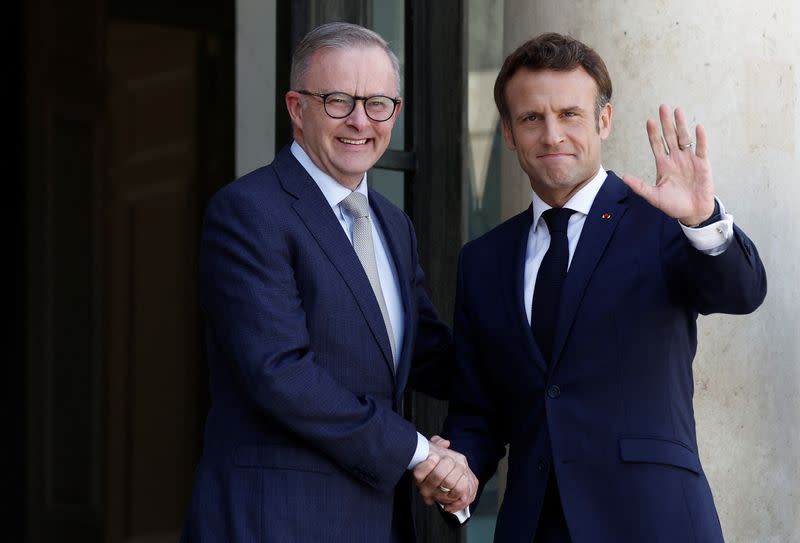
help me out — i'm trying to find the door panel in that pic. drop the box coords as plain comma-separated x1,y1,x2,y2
106,22,200,543
25,0,106,540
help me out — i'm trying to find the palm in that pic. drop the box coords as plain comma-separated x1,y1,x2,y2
622,105,716,226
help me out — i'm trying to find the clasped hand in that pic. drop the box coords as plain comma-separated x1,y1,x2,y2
412,435,478,513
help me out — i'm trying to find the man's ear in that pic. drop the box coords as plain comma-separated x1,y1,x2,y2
598,102,613,140
501,118,516,150
285,91,303,130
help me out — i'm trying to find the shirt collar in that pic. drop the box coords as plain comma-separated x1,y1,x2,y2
290,141,369,210
531,167,608,230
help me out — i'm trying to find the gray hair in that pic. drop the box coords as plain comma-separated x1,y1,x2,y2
290,22,401,96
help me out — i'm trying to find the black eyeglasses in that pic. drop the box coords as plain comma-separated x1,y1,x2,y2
296,90,401,122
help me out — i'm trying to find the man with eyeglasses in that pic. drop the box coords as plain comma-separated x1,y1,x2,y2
181,22,476,543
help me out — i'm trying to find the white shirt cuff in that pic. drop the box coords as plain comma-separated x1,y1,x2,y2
438,503,471,524
680,198,734,256
407,432,429,469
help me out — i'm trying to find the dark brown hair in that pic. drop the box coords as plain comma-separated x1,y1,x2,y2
494,33,612,123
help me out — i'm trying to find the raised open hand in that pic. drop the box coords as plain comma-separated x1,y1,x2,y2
622,105,716,226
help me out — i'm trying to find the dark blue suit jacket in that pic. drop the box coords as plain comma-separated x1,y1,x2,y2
444,173,767,543
181,146,452,542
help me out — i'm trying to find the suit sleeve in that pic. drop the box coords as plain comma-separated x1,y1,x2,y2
661,215,767,315
442,247,508,506
200,185,417,493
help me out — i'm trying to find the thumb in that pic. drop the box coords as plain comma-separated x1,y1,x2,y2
621,174,657,205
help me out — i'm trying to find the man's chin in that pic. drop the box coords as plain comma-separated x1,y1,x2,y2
543,169,587,189
338,159,379,178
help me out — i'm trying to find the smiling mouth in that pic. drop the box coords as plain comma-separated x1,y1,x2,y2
338,137,369,145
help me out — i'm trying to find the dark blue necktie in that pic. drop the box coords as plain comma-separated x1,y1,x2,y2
532,207,576,366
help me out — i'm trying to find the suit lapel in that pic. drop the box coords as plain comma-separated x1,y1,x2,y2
550,173,630,370
502,207,549,372
274,147,395,376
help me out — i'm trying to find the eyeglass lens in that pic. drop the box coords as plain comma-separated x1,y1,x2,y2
324,93,396,121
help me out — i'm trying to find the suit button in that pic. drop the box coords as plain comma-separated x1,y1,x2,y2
547,385,561,399
537,458,548,472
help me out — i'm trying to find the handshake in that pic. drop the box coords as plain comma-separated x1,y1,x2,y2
412,435,478,514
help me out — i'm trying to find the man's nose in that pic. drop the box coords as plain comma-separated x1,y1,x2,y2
345,100,371,129
541,117,564,146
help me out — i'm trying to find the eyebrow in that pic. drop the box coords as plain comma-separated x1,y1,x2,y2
555,104,586,115
514,104,586,121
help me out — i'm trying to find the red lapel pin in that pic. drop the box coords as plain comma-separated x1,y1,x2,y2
601,213,612,219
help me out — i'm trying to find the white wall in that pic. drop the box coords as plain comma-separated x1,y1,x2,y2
236,0,276,176
503,1,800,541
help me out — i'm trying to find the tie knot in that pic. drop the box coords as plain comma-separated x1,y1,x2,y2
340,191,370,219
542,207,575,234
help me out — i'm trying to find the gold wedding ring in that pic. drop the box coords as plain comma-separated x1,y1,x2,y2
438,485,452,493
678,140,695,150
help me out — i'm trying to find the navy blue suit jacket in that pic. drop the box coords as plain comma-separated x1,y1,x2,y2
444,173,767,542
182,146,452,542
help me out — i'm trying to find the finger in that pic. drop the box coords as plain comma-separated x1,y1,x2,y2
621,174,658,206
674,107,693,149
440,448,468,467
695,123,708,160
440,473,478,511
441,487,474,511
468,473,479,501
659,103,678,152
437,469,467,500
645,118,668,160
430,435,451,448
459,470,478,502
443,490,472,513
422,456,456,491
412,456,438,485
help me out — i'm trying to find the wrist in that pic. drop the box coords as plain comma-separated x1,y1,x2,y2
680,200,720,228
